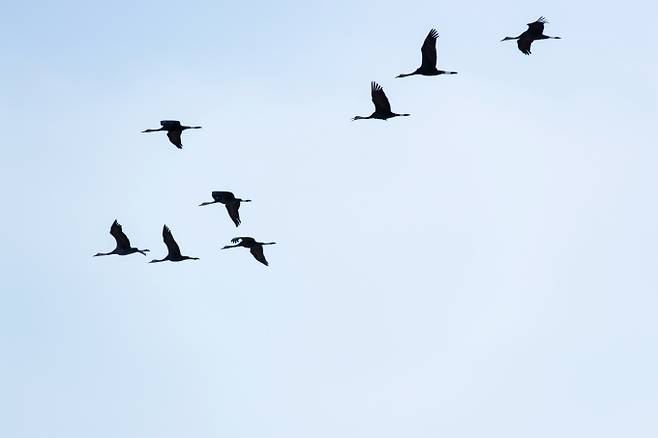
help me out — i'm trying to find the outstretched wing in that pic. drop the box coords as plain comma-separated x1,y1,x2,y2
370,82,391,113
231,236,255,245
250,245,269,266
110,220,131,250
420,28,439,69
212,191,235,203
527,17,547,35
225,202,242,227
167,130,183,149
160,120,182,129
517,35,533,55
163,225,182,258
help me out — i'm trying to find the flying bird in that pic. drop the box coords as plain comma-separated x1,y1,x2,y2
352,82,410,121
396,29,457,78
141,120,201,149
199,191,252,227
501,17,561,55
149,225,199,263
94,220,149,257
221,237,276,266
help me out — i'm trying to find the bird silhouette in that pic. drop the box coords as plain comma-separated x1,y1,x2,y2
396,29,457,78
221,237,276,266
94,220,149,257
149,225,199,263
352,82,410,121
141,120,201,149
501,17,561,55
199,191,251,227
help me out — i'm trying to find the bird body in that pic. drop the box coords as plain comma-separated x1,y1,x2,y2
221,237,276,266
94,220,149,257
149,225,199,263
199,191,251,227
396,29,457,78
352,82,410,121
501,17,561,55
142,120,201,149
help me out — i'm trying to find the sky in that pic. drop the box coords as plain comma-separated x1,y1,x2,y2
2,0,658,437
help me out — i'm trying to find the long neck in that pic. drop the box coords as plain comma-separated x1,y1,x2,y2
501,36,519,41
142,127,164,133
149,258,166,263
199,200,218,206
396,72,418,78
222,244,240,249
352,115,372,121
93,251,114,257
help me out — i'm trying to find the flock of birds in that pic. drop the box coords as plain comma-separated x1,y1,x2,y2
94,17,561,267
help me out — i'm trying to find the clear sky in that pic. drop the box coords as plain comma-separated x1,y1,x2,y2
2,0,658,437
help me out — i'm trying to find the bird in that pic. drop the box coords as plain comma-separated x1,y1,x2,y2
199,191,252,227
221,237,276,266
396,29,457,78
141,120,201,149
149,225,199,263
94,220,149,257
352,82,410,121
501,17,561,55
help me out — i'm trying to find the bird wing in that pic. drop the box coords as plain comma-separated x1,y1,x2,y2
110,220,131,250
163,225,182,258
212,191,235,203
231,236,255,245
167,130,183,149
225,202,242,227
517,34,533,55
527,17,546,35
160,120,182,128
370,82,391,113
420,28,439,69
250,245,269,266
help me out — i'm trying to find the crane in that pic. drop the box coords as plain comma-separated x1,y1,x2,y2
142,120,201,149
94,220,149,257
221,237,276,266
352,82,410,121
501,17,561,55
149,225,199,263
199,191,251,227
396,29,457,78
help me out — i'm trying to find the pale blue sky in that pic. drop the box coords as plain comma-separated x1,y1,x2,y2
2,0,658,437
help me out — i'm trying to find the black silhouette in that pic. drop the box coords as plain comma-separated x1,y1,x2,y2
352,82,410,121
142,120,201,149
94,220,149,257
396,29,457,78
501,17,561,55
199,191,252,227
149,225,199,263
221,237,276,266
